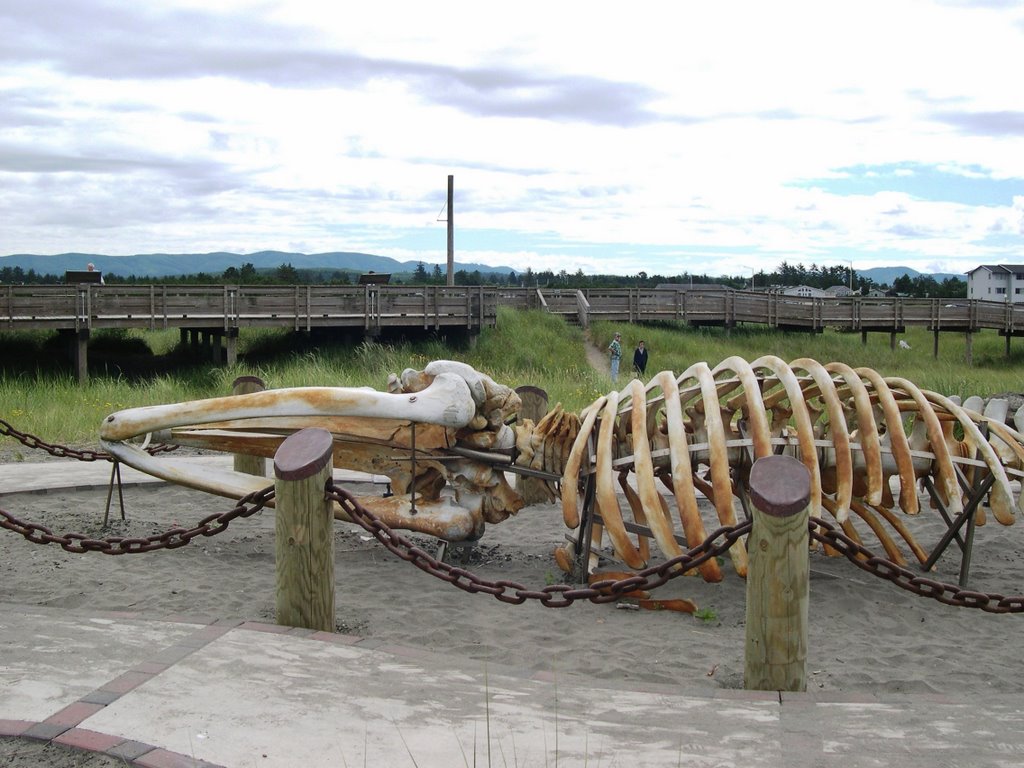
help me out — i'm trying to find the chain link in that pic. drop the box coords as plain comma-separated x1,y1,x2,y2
325,480,748,607
808,516,1024,614
0,486,275,554
1,453,1022,614
0,418,178,462
328,481,1024,613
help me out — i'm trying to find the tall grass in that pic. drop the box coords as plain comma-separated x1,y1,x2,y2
590,319,1024,402
1,308,1021,451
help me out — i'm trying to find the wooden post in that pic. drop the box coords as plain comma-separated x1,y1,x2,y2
966,331,974,366
211,331,224,365
515,385,550,505
933,330,940,359
744,455,810,692
232,375,267,478
225,327,239,366
75,329,89,384
274,427,335,632
446,174,454,287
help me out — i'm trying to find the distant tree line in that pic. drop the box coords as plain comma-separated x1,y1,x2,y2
0,260,967,299
758,261,967,299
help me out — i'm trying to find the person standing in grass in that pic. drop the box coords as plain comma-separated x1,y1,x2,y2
633,340,648,377
608,332,622,382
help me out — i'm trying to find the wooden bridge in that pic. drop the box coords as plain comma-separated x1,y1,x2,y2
1,284,499,380
531,287,1024,359
3,283,1023,381
531,287,1022,333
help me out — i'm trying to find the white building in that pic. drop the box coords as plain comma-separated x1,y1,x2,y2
967,265,1024,303
782,285,830,298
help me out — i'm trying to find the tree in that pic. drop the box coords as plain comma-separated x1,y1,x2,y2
892,274,914,295
276,263,300,283
239,262,258,282
938,277,967,298
413,262,429,283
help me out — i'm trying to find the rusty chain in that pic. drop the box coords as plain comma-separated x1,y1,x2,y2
0,486,275,554
326,480,748,607
327,481,1024,613
1,465,1023,613
0,418,177,461
808,517,1024,614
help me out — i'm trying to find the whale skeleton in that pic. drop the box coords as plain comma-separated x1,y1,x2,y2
98,357,1024,582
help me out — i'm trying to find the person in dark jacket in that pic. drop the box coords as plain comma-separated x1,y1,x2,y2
633,340,648,376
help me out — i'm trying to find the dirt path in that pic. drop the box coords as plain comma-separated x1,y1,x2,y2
584,329,610,377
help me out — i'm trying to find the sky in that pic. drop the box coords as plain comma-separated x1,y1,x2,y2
2,0,1023,278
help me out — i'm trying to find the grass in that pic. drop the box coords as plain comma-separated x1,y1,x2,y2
590,319,1024,403
1,307,1021,451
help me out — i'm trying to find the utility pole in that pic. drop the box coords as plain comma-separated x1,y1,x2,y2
446,175,454,287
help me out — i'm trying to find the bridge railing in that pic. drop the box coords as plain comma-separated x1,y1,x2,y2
4,284,1024,336
0,284,499,333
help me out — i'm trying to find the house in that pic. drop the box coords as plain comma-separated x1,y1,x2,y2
825,285,856,298
967,265,1024,303
781,285,830,298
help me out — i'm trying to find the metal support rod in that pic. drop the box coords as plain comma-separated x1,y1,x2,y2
573,433,599,583
102,460,126,527
446,175,454,287
922,472,995,581
410,422,417,516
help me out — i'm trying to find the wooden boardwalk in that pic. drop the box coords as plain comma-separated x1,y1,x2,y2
0,283,497,334
2,283,1022,381
531,287,1024,335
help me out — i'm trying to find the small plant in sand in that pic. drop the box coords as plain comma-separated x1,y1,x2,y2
694,607,718,623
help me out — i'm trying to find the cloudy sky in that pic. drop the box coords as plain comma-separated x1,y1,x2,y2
3,0,1023,278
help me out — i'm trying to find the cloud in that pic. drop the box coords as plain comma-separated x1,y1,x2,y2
2,0,1024,276
929,110,1024,137
3,1,668,127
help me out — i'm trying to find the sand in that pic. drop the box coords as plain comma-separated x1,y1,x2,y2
2,462,1024,765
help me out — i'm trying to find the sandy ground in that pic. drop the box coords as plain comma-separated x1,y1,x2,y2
3,434,1024,764
3,472,1024,690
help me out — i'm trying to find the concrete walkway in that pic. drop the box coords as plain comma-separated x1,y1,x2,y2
3,458,1024,767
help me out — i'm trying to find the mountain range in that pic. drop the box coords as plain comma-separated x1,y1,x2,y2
0,252,964,284
0,251,516,279
857,266,964,285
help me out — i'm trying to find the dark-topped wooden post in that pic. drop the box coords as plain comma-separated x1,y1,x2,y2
515,385,550,505
274,427,335,632
232,376,267,478
744,455,810,692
